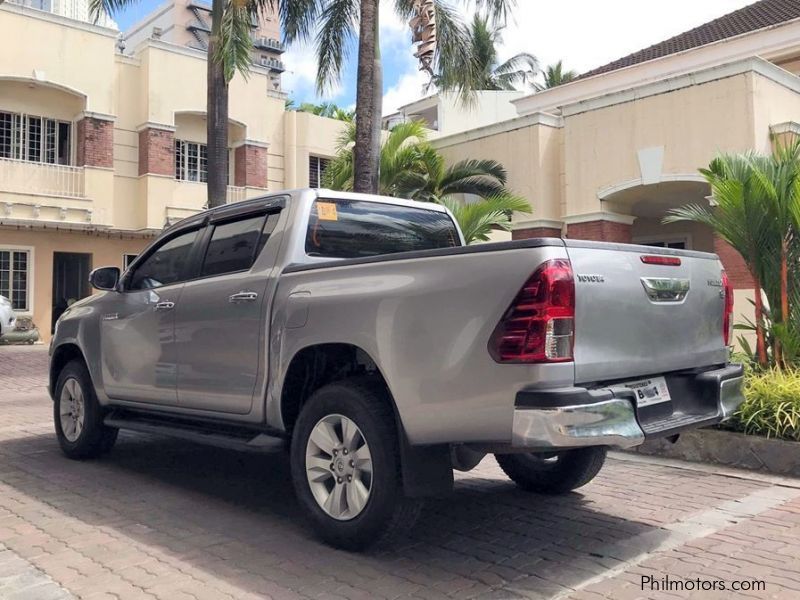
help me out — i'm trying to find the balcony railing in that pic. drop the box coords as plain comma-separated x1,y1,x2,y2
226,185,246,204
0,157,86,199
253,36,284,53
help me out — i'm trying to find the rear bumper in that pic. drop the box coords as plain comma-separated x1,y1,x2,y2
511,364,745,450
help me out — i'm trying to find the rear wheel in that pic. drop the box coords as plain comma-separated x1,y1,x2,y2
290,378,420,551
495,447,606,494
54,360,118,459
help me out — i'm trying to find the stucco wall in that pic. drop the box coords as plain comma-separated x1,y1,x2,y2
0,4,117,115
283,111,348,188
433,118,563,223
562,74,756,217
0,229,149,341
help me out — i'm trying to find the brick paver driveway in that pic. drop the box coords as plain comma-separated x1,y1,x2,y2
1,346,800,600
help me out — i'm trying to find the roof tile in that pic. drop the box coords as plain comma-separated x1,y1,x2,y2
579,0,800,79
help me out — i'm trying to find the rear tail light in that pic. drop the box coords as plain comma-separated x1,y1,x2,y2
489,259,575,363
641,255,682,266
722,270,734,346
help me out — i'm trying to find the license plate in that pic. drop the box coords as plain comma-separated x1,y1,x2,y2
621,376,671,407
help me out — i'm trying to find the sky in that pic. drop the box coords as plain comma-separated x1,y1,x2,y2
113,0,755,116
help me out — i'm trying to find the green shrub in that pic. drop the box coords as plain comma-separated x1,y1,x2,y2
727,369,800,441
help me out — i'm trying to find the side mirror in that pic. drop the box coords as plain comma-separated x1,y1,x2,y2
89,267,120,291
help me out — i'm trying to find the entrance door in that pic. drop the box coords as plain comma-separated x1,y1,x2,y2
52,252,92,332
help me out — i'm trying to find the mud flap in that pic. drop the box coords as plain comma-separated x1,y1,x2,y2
399,434,453,498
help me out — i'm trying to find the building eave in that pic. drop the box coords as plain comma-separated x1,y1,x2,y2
513,17,800,117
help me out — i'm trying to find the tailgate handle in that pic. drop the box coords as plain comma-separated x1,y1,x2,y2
641,277,689,302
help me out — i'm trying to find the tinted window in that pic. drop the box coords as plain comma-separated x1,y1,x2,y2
128,229,199,290
201,212,279,277
306,199,460,259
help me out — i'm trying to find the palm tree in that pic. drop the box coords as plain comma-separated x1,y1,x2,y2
323,120,532,242
433,14,538,100
295,102,355,122
665,153,779,366
92,0,276,208
535,60,578,90
285,0,518,195
749,142,800,365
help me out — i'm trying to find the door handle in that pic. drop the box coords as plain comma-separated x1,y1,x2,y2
154,301,175,311
229,291,258,303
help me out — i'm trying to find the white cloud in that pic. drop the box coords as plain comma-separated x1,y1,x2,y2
287,0,757,109
494,0,754,77
282,1,409,102
382,68,433,115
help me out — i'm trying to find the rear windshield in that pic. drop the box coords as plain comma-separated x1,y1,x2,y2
305,199,461,259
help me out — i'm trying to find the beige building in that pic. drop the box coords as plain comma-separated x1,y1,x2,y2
0,1,345,340
433,0,800,320
382,90,526,136
123,0,285,92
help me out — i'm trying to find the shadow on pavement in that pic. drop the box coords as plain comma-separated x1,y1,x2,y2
0,430,664,598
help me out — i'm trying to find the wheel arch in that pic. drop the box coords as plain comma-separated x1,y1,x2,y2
49,343,87,399
279,342,453,498
279,343,396,435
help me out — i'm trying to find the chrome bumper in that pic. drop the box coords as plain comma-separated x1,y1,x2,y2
512,364,745,450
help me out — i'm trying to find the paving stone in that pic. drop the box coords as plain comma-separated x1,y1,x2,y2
2,345,800,599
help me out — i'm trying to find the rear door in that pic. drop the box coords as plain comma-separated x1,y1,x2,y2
565,240,728,384
174,209,282,414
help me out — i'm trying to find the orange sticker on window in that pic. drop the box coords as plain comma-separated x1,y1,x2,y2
317,202,338,221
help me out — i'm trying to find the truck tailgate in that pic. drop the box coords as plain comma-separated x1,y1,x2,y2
565,240,729,384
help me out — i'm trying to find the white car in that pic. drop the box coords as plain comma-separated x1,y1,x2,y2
0,295,16,338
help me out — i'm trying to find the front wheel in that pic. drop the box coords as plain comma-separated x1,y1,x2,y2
290,378,420,551
495,447,607,494
54,360,118,459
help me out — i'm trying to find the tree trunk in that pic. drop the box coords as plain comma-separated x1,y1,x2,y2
353,0,382,194
206,0,229,208
753,271,769,367
777,237,790,368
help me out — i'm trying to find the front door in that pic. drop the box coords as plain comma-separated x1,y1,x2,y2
101,227,201,405
52,252,92,333
175,211,280,414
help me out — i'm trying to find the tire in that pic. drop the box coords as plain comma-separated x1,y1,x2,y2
54,359,118,459
290,377,421,551
495,447,607,494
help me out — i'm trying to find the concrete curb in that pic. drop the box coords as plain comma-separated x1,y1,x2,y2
625,428,800,478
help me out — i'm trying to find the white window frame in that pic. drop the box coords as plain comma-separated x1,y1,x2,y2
633,234,693,250
0,245,35,315
309,155,330,188
0,110,72,166
122,253,138,271
174,139,208,183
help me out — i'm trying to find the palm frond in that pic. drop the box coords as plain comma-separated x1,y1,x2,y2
315,0,359,93
216,2,255,82
439,158,508,191
471,0,517,24
277,0,321,44
438,193,531,243
88,0,133,22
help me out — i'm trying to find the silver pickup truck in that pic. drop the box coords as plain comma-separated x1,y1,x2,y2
50,189,744,550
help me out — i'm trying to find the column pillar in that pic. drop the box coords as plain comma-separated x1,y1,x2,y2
233,141,269,188
76,113,114,168
511,219,564,240
137,124,175,177
565,214,634,243
714,237,754,289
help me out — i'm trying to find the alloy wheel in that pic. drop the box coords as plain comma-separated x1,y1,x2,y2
59,377,85,442
305,414,373,520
